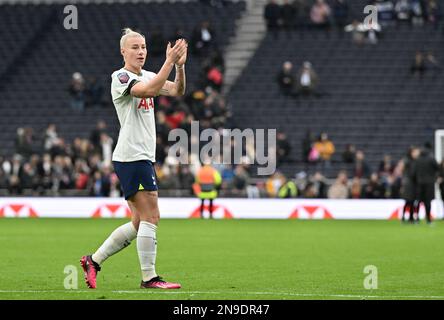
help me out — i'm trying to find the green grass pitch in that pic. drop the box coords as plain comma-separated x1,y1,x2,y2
0,218,443,300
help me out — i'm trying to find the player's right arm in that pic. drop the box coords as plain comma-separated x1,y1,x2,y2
130,40,187,98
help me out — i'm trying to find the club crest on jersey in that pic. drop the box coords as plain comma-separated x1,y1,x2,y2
138,98,154,111
117,72,130,84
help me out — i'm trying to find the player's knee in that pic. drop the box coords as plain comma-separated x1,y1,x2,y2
147,215,160,226
139,212,159,225
131,217,141,231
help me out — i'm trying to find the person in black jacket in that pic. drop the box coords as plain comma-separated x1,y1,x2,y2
412,144,439,224
264,0,281,39
438,161,444,206
401,147,420,222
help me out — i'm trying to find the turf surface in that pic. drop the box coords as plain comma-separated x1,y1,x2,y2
0,218,443,300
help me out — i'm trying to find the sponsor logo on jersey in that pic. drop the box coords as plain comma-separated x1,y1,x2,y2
138,98,155,110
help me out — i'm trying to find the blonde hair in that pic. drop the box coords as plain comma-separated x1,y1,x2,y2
120,28,145,49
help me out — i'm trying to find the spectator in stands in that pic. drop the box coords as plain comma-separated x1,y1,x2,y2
287,0,308,31
85,76,104,108
374,0,395,26
353,150,372,179
344,20,366,45
333,0,349,33
100,133,113,166
295,61,319,97
15,127,34,158
278,175,298,198
206,65,223,91
68,72,86,112
38,153,53,191
350,177,362,199
410,51,427,78
264,0,281,39
302,182,317,198
232,165,250,195
8,174,21,195
277,132,291,164
378,154,395,185
90,171,103,197
52,155,74,192
192,21,216,56
314,132,335,164
411,0,426,26
266,171,286,197
109,173,121,198
19,162,35,191
155,110,172,143
0,158,7,190
363,173,386,198
310,0,332,31
425,51,441,78
277,61,296,96
90,120,107,154
328,170,349,199
342,144,356,163
395,0,413,24
426,0,441,30
310,171,328,198
281,0,297,37
100,165,112,197
74,158,90,190
302,129,315,163
161,156,182,190
43,124,59,153
345,18,381,45
388,160,404,199
179,165,195,192
49,137,67,159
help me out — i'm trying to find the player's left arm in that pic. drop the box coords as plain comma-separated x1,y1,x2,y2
159,42,187,97
158,65,186,97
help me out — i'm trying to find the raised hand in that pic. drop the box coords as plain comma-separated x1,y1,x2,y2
166,39,187,65
176,40,188,66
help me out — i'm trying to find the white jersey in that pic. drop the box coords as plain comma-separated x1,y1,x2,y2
111,68,157,162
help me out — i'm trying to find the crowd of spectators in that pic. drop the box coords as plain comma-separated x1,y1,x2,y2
3,6,444,199
266,142,444,201
2,19,247,197
265,0,442,42
3,120,444,201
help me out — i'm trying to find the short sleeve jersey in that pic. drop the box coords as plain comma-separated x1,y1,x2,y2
111,68,157,162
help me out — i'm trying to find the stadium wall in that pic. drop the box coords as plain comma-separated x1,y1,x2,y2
1,198,443,220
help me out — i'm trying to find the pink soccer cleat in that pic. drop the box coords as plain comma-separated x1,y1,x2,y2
80,255,101,289
140,276,181,289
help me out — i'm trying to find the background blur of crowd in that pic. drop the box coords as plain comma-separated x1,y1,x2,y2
1,0,443,199
264,0,442,39
3,120,444,200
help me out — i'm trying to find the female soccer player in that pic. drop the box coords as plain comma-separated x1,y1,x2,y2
81,28,187,289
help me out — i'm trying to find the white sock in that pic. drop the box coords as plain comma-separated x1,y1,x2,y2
92,222,137,265
137,221,158,282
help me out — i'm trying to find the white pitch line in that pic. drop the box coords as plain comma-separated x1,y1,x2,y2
0,290,443,299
